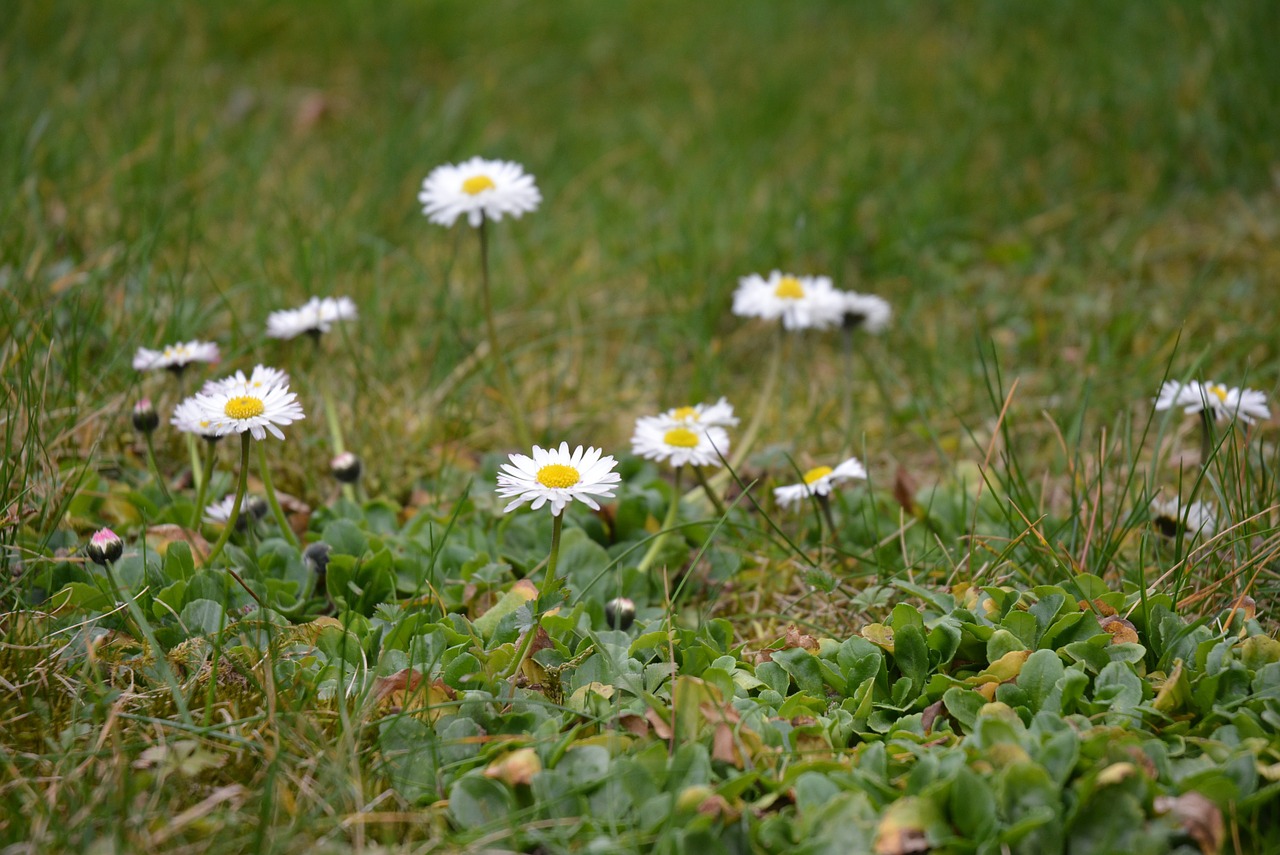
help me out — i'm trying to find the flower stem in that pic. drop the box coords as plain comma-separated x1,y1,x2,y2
190,439,217,530
187,434,203,492
143,432,173,503
478,216,532,449
501,512,564,684
817,493,840,547
322,389,357,504
205,434,251,566
730,329,783,472
256,440,300,548
1200,409,1215,465
692,466,727,517
639,467,683,573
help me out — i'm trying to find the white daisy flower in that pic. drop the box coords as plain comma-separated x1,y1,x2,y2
133,340,220,373
840,292,892,333
630,420,730,469
418,156,542,228
1150,496,1217,539
204,494,239,525
731,271,845,331
171,396,220,438
774,457,867,509
1155,380,1203,414
1197,382,1270,425
496,442,621,516
202,364,290,396
650,397,739,430
194,379,305,441
266,296,358,340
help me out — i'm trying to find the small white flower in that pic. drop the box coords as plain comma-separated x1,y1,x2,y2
133,340,220,372
630,420,730,469
1155,380,1203,414
203,364,290,396
194,378,305,441
1155,380,1270,425
496,442,621,516
266,296,357,340
171,396,220,438
840,292,892,333
1149,496,1217,539
651,397,739,430
418,156,542,228
1197,382,1270,425
731,271,845,331
774,458,867,509
204,495,239,525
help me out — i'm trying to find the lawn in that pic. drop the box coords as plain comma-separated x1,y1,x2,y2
2,1,1279,852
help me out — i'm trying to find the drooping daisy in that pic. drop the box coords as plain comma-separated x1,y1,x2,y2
195,377,305,441
204,494,267,526
202,364,290,397
266,296,358,340
631,420,730,469
496,442,621,516
1149,497,1217,539
840,292,892,334
133,340,220,373
1196,382,1270,425
774,457,868,509
732,271,845,331
650,397,740,430
418,157,542,228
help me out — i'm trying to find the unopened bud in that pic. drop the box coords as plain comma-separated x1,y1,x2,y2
132,399,160,433
86,528,123,565
330,451,362,484
604,597,636,631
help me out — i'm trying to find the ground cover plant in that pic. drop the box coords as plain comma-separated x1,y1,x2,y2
3,1,1280,852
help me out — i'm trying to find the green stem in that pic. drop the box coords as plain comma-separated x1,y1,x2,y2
817,493,840,548
693,466,727,517
143,432,173,503
204,434,250,566
729,328,783,471
1200,409,1215,465
190,439,217,530
187,434,203,492
478,216,532,449
501,513,564,683
256,440,301,548
322,389,357,504
639,467,683,573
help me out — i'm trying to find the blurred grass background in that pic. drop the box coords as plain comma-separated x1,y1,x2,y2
3,0,1279,506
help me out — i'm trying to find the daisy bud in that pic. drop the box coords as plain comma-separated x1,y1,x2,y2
304,542,331,582
605,597,636,631
132,398,160,433
245,495,270,521
86,528,123,565
331,451,362,484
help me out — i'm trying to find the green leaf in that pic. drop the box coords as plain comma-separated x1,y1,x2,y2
771,648,825,696
987,628,1027,663
448,775,514,829
949,765,997,839
1018,649,1065,714
179,598,226,635
892,624,930,700
942,687,986,732
162,541,195,582
323,519,369,557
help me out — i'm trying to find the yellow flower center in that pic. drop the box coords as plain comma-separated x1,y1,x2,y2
536,464,580,489
803,466,834,485
671,406,699,421
462,175,496,195
663,428,700,448
1208,384,1229,403
774,276,804,299
224,396,265,420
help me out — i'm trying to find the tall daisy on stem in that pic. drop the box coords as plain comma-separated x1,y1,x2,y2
134,338,222,498
420,156,541,449
195,370,305,572
494,442,620,682
729,271,843,472
631,417,731,571
775,456,867,545
1155,379,1271,461
267,297,360,501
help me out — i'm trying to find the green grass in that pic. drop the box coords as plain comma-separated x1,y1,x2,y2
3,1,1280,852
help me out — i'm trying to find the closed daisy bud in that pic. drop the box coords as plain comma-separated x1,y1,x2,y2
132,398,160,433
304,542,331,585
604,597,636,631
331,451,362,484
86,528,123,565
